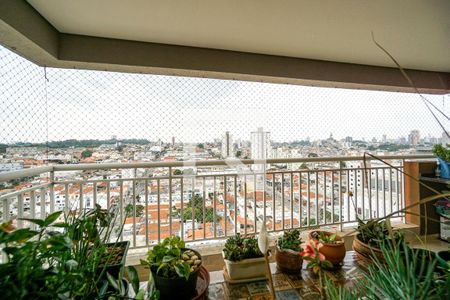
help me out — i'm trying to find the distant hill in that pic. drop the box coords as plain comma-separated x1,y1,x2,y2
5,139,151,149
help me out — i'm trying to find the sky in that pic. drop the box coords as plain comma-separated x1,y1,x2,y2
0,45,449,144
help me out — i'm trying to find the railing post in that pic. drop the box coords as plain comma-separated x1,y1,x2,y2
79,183,83,212
40,189,46,219
17,194,23,228
144,179,149,246
2,198,9,223
63,184,69,213
339,160,343,232
49,170,55,213
119,181,124,242
169,167,172,237
30,191,36,229
132,178,136,248
401,159,406,224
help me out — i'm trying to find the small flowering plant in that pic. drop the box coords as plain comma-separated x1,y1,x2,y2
300,239,332,273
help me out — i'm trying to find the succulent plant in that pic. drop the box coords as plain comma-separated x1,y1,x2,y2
356,218,403,248
277,229,303,251
223,234,263,262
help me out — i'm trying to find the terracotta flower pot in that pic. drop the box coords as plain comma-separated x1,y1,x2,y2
352,234,384,262
308,231,346,265
275,246,303,274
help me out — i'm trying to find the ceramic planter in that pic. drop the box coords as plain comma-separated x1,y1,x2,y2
436,250,450,272
275,246,303,274
152,248,202,300
309,231,346,266
437,157,450,179
97,241,130,279
352,234,384,262
222,251,267,280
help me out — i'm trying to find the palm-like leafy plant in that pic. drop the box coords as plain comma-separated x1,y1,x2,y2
324,242,449,300
356,218,403,248
0,205,126,299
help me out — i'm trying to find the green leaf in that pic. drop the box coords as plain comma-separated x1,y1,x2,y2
44,211,63,226
99,280,109,297
140,258,149,266
162,255,175,263
52,222,69,228
147,269,156,296
118,278,125,295
151,290,160,300
20,218,45,227
126,266,140,295
135,290,145,300
174,262,190,280
156,262,168,274
5,228,38,243
65,259,78,271
106,272,119,291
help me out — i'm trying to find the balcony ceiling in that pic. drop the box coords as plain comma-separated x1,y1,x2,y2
27,0,450,73
0,0,449,93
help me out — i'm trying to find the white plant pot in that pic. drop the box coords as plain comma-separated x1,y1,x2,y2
222,251,267,280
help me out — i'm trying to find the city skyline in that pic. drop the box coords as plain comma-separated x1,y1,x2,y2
0,128,443,146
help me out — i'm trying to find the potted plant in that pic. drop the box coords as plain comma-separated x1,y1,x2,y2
66,204,130,281
324,241,449,299
434,198,450,241
275,229,303,274
99,265,160,299
0,205,129,299
433,144,450,179
352,218,403,262
308,230,346,267
141,235,202,299
300,239,333,298
96,241,130,278
222,233,266,281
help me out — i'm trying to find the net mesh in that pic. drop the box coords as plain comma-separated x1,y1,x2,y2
0,45,448,245
0,45,448,147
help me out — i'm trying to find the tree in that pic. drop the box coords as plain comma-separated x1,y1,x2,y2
173,169,183,175
303,208,340,226
125,204,144,218
173,194,220,223
197,143,204,149
236,150,242,158
308,152,318,158
81,149,93,158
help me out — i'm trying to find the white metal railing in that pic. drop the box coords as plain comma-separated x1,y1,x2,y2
0,155,435,249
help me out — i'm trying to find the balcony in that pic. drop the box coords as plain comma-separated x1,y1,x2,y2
0,1,449,299
2,154,449,298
